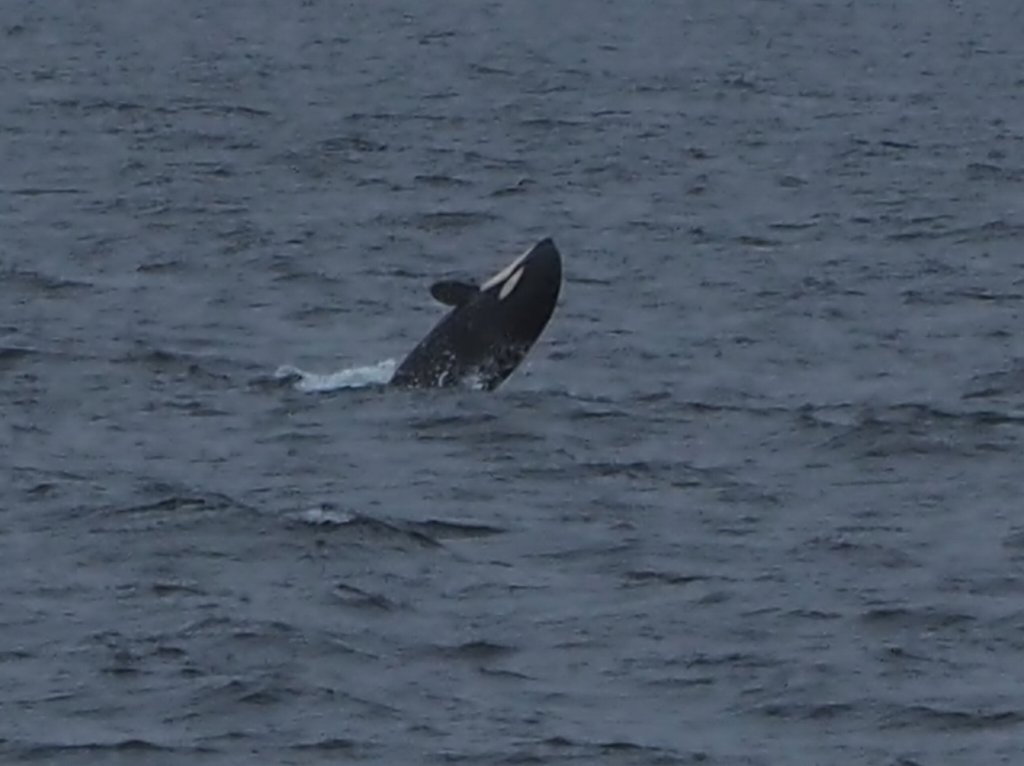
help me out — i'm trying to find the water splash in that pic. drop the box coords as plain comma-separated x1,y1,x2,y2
293,506,357,525
274,359,396,392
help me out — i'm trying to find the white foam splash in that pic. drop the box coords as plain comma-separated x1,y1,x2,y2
460,370,489,391
294,507,356,525
274,358,396,392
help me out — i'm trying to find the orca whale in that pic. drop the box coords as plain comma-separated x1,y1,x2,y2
390,237,562,391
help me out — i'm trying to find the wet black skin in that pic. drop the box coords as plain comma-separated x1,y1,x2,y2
390,238,562,391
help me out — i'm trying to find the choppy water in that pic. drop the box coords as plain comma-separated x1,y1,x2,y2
4,1,1024,764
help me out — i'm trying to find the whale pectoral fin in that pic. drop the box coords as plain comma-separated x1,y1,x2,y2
430,280,479,307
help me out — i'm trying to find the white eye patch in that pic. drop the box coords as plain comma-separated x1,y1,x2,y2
498,267,524,300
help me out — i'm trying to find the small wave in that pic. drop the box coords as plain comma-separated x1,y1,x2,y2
291,737,360,752
330,582,399,611
289,507,442,548
409,518,506,539
274,359,396,392
0,345,37,367
883,704,1024,731
15,739,200,758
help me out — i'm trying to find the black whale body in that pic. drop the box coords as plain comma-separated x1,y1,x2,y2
389,238,562,391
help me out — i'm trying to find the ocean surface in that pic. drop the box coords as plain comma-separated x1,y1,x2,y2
3,1,1024,763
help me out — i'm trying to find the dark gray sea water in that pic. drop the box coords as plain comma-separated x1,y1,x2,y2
4,1,1024,763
